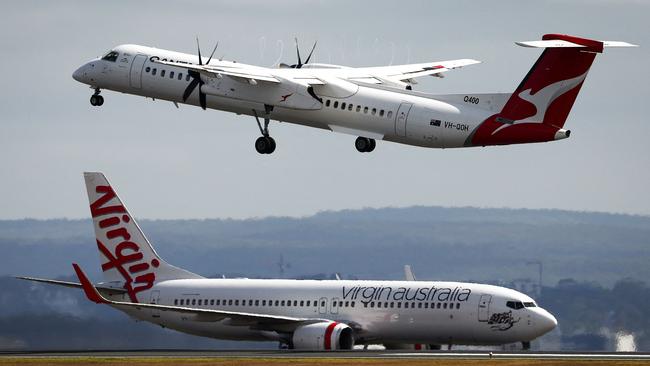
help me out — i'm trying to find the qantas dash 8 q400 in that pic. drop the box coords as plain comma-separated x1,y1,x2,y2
19,172,557,350
72,34,635,154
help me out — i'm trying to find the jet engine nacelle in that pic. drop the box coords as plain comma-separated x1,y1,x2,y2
292,322,354,350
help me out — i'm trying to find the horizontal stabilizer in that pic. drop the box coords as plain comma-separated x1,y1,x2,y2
15,275,127,294
517,40,638,48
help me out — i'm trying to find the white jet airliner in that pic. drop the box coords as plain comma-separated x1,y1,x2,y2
18,172,557,350
72,34,635,154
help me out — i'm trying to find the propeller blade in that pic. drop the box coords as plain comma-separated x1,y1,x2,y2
182,73,200,102
206,42,219,65
294,37,302,68
199,83,207,110
304,41,317,65
196,37,203,65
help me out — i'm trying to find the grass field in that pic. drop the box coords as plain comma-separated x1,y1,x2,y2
1,358,649,366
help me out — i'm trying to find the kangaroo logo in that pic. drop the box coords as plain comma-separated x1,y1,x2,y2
491,71,588,135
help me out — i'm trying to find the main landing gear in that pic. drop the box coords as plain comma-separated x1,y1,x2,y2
253,108,276,154
355,136,376,153
89,89,104,106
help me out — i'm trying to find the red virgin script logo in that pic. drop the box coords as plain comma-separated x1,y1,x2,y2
90,185,159,303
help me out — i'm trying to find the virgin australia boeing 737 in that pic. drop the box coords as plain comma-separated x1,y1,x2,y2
18,172,557,350
72,34,635,154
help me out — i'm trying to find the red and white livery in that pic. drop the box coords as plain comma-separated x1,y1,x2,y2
20,172,557,350
72,34,636,154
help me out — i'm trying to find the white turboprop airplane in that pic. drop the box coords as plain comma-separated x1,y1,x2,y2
18,172,557,350
72,34,635,154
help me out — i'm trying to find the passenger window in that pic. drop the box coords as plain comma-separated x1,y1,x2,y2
145,67,151,73
334,101,339,108
216,299,220,305
377,302,381,308
387,111,393,118
344,301,349,307
209,299,214,305
341,102,346,110
348,104,353,111
255,300,259,306
228,299,233,305
281,300,285,306
178,73,183,80
380,109,385,117
275,300,279,306
170,71,175,79
356,105,361,112
390,302,394,308
174,299,178,305
235,300,239,306
152,68,157,76
339,301,343,307
456,303,461,309
101,51,119,62
351,301,355,307
262,300,266,306
186,74,191,81
321,301,326,307
418,303,423,308
306,300,310,306
443,303,447,309
300,300,304,306
397,302,402,308
161,70,166,77
424,303,429,309
179,299,184,305
198,299,202,306
437,303,441,309
191,299,196,305
372,108,377,115
326,100,331,107
364,107,368,114
294,300,298,306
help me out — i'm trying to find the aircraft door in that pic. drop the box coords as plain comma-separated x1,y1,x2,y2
330,297,340,315
478,294,491,322
149,290,161,318
130,54,148,89
318,297,328,314
395,102,413,137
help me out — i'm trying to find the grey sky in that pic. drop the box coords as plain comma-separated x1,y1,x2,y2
0,0,648,219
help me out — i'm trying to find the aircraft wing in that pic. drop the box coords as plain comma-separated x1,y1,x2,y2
72,264,329,332
345,59,481,84
153,59,281,84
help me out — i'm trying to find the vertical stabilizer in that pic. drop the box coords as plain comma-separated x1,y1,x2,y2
84,172,202,302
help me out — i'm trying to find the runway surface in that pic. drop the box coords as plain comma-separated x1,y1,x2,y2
2,349,650,361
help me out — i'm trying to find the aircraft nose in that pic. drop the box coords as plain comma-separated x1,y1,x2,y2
538,309,558,334
72,65,85,82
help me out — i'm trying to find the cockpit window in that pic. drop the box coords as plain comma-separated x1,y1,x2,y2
506,301,525,310
524,302,536,308
102,51,119,62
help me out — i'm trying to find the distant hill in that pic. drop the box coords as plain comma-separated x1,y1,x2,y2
1,206,648,286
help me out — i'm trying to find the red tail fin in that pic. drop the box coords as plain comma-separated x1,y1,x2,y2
470,34,607,146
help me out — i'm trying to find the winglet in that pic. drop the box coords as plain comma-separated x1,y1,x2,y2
72,263,108,304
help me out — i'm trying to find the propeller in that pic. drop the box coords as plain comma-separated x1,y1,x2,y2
289,38,317,69
182,38,218,110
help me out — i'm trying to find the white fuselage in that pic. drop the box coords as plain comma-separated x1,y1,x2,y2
73,45,495,148
110,278,556,346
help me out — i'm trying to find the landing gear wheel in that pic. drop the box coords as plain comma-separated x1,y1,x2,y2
355,137,376,153
255,136,276,154
90,95,104,106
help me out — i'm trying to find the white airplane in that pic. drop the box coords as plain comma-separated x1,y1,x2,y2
18,172,557,350
72,34,635,154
